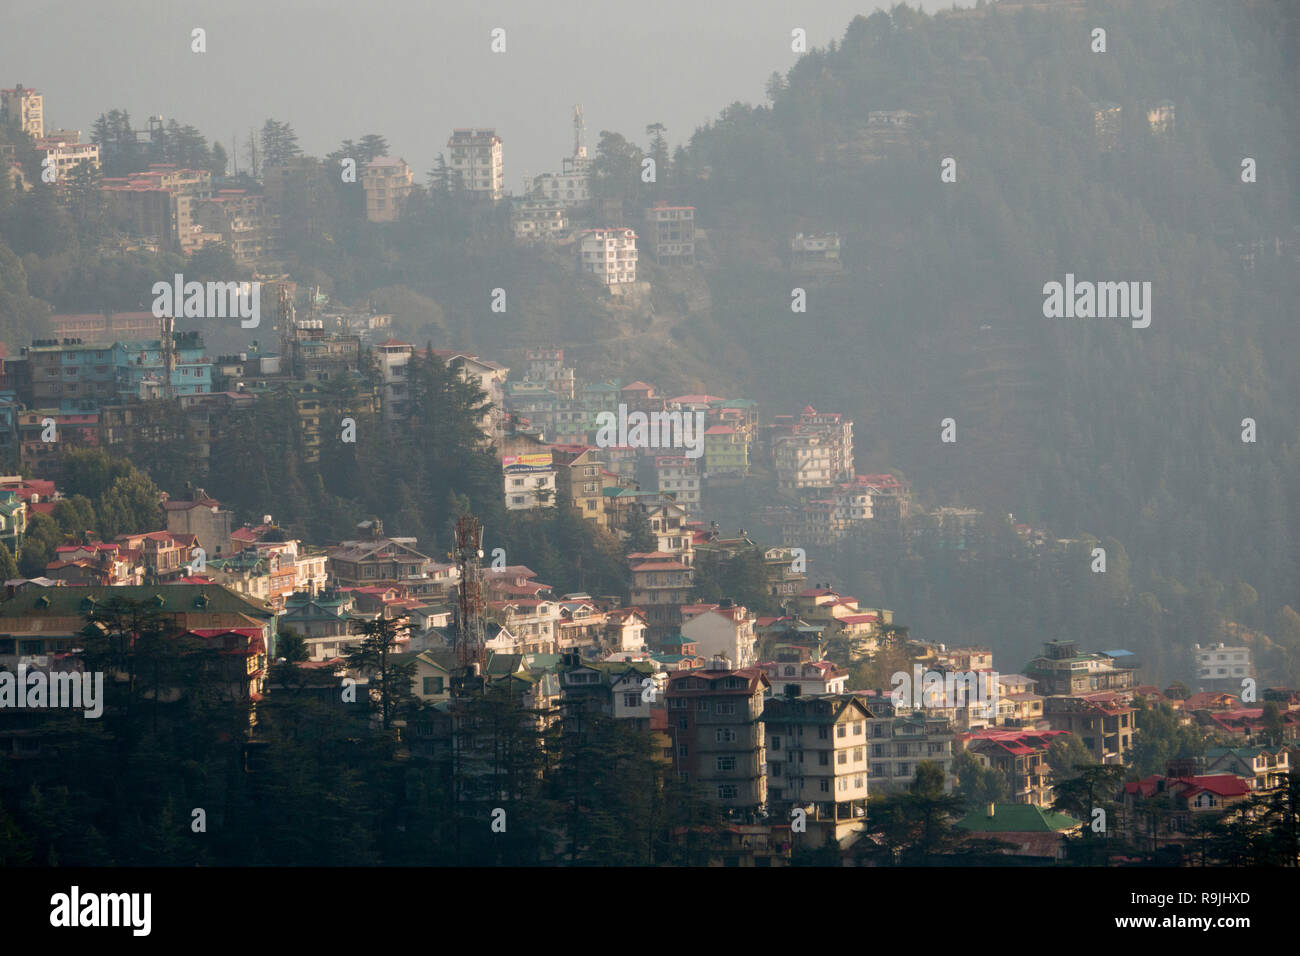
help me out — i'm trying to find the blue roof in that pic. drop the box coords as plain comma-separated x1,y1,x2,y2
1101,649,1135,658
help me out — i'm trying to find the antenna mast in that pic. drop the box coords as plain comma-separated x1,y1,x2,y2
453,514,487,674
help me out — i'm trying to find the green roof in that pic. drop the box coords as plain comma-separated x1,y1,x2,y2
955,804,1080,833
0,583,276,619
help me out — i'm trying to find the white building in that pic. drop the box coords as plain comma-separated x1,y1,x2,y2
578,227,637,287
681,601,756,669
504,455,557,511
655,455,701,512
1195,643,1253,691
448,128,504,201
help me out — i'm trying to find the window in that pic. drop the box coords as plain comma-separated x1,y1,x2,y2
623,693,640,708
678,744,689,757
854,747,864,762
819,751,829,766
818,726,829,740
698,699,710,712
771,736,781,751
820,779,830,793
717,784,738,800
853,721,863,735
677,717,688,730
716,756,735,772
837,752,848,765
422,677,444,695
715,728,737,743
837,724,847,738
669,697,686,709
715,701,735,716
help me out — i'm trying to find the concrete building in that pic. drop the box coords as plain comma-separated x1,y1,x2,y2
643,202,696,265
512,196,567,240
163,487,234,556
36,136,100,180
1,85,43,139
361,157,414,222
1194,643,1254,693
101,165,213,253
762,693,871,843
447,128,504,201
666,662,771,813
578,227,638,287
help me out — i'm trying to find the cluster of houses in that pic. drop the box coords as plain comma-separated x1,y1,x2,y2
0,453,1295,864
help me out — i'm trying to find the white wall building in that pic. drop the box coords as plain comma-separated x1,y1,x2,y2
681,602,757,669
448,128,504,201
578,227,637,287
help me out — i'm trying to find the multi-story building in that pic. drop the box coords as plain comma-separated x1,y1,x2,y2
758,647,848,697
628,551,694,642
194,189,280,264
1024,639,1137,696
162,488,234,557
578,227,638,287
654,455,700,512
503,453,556,511
550,444,607,528
1,85,43,139
762,693,871,842
280,588,358,661
666,662,770,813
863,697,956,795
35,136,100,180
361,157,414,222
115,531,201,583
1042,692,1134,765
681,601,757,669
703,425,748,478
1194,643,1253,693
770,406,854,490
643,202,696,265
101,165,213,253
964,728,1070,806
50,312,161,344
327,527,445,600
447,128,504,201
512,197,567,240
762,547,808,602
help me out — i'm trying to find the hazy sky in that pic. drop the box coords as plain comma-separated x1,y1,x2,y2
1,0,963,185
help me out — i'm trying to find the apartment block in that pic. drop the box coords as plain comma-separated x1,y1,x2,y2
578,227,638,287
1194,643,1253,692
763,694,870,842
643,202,696,265
447,128,504,201
666,663,770,812
1,85,43,139
362,157,414,222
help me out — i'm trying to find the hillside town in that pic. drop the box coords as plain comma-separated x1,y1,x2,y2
0,4,1295,880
